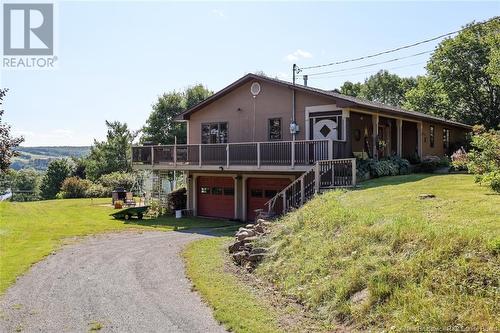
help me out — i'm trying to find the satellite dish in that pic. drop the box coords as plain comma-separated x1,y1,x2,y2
250,82,261,96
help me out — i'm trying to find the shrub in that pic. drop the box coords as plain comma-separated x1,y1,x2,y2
466,126,500,193
85,183,108,198
356,156,410,180
58,176,92,198
167,187,187,211
451,147,468,171
98,172,135,191
416,155,449,173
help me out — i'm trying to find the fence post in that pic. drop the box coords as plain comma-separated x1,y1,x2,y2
328,140,333,160
300,177,305,205
226,144,230,168
351,158,357,187
314,162,320,194
282,192,287,213
291,141,295,168
257,142,261,168
151,146,154,166
198,145,202,167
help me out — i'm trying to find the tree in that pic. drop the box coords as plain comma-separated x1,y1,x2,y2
141,84,213,144
406,18,500,128
85,121,136,181
40,159,72,199
339,70,417,107
0,88,24,172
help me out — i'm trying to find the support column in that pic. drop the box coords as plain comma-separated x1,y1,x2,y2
396,119,403,157
372,114,379,160
417,122,423,159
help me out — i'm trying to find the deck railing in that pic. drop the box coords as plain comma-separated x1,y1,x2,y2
132,140,347,168
265,158,356,215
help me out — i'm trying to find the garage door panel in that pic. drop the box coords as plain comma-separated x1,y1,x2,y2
197,176,234,219
247,178,291,221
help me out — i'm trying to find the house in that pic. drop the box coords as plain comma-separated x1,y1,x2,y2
132,73,471,221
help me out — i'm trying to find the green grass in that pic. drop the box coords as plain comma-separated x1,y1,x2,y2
0,198,233,294
257,174,500,330
183,238,283,333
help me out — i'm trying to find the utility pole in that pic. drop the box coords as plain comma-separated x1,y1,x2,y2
291,64,297,141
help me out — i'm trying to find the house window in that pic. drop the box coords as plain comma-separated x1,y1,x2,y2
443,128,450,150
200,186,210,194
201,122,228,144
223,187,234,196
250,189,263,197
268,118,282,141
429,125,435,148
211,187,223,195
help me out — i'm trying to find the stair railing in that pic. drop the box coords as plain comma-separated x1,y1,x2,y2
265,158,356,215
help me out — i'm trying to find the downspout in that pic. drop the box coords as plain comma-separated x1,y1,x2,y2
292,64,297,141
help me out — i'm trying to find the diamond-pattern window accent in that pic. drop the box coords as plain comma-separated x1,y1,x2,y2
320,125,331,137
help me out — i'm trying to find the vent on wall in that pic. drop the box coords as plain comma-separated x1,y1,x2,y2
250,82,261,96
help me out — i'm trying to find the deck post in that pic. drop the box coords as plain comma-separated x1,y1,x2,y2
300,177,305,205
282,192,287,213
314,162,320,194
396,119,403,157
257,142,261,168
151,146,154,166
198,145,202,167
417,122,423,159
328,140,333,160
372,114,379,160
351,158,357,186
226,144,230,168
291,142,295,168
173,143,177,167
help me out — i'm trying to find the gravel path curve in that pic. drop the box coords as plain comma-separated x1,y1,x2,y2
0,231,228,333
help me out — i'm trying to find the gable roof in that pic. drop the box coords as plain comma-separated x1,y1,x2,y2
176,73,471,129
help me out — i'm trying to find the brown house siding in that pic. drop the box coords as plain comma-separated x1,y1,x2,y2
188,79,333,144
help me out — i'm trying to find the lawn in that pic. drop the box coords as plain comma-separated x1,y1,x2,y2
0,198,234,294
185,174,500,332
183,238,284,333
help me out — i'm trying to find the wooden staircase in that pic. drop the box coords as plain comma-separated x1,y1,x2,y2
265,158,356,215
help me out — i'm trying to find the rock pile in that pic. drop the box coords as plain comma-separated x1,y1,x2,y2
228,219,272,272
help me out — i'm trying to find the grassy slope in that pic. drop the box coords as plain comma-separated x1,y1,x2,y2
184,238,283,333
257,174,499,330
0,198,232,294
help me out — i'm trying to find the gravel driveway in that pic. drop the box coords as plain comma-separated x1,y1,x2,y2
0,231,228,333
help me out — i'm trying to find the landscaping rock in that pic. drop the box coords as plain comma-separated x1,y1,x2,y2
245,224,255,229
232,251,249,265
236,231,250,241
250,247,267,255
228,241,245,254
248,253,265,262
419,194,436,199
351,288,369,304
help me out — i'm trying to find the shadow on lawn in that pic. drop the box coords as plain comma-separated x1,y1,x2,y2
118,214,244,237
356,173,438,190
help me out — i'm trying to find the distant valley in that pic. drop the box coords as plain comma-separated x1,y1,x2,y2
12,146,91,171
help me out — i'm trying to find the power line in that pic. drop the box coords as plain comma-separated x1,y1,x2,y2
298,16,498,72
306,61,427,80
306,50,432,77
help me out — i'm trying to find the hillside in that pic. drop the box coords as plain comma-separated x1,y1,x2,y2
254,174,499,330
11,146,91,171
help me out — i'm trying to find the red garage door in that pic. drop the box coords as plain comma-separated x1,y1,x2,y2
197,176,234,219
247,178,291,221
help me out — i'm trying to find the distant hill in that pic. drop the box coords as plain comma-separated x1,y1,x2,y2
11,146,91,171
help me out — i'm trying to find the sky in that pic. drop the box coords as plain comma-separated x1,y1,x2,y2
1,0,498,146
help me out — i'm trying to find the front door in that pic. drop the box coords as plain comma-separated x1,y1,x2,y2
313,118,339,141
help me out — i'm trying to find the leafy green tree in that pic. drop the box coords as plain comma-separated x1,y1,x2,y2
0,88,24,172
40,159,72,199
466,125,500,192
406,18,500,128
339,70,417,107
141,84,213,144
7,168,41,201
85,121,136,181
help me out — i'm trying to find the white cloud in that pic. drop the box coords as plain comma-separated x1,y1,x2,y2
210,9,225,18
285,49,313,62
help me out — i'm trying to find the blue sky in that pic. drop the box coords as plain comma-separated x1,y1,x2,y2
2,1,498,146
